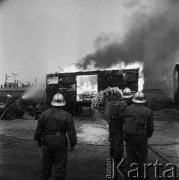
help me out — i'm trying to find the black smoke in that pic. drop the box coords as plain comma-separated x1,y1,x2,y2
81,0,179,83
0,0,7,5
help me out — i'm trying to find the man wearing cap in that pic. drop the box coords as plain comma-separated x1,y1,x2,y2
109,88,133,179
124,91,154,179
34,93,77,180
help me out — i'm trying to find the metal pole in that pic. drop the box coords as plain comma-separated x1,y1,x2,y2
12,73,18,83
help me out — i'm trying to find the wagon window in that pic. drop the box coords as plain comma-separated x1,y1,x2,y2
61,76,76,83
76,75,98,102
123,72,137,82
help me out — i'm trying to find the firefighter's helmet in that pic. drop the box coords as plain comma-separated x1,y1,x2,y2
7,94,12,98
51,93,66,106
122,88,133,98
132,91,146,103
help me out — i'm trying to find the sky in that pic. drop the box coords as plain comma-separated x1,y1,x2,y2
0,0,127,84
0,0,178,85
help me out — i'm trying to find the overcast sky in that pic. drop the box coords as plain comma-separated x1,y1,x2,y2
0,0,178,85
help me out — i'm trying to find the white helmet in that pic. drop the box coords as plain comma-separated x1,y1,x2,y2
51,93,66,106
132,91,146,103
7,94,12,98
122,88,133,98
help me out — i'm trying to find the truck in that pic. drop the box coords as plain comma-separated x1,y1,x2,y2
46,69,139,114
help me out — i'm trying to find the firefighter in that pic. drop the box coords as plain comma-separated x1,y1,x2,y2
34,93,77,180
122,88,133,106
124,91,154,179
5,94,14,120
109,88,133,179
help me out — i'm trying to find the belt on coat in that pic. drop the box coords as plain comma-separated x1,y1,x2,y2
138,124,146,129
44,130,66,136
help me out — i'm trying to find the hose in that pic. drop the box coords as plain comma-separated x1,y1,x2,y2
0,98,23,120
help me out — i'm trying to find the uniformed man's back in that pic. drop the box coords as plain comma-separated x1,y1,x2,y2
124,91,154,180
34,93,77,180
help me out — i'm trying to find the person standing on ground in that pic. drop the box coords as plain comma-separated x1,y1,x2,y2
34,93,77,180
124,91,154,179
121,88,133,106
109,88,133,179
5,94,14,120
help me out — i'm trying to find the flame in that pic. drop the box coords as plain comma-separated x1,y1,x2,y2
77,75,98,101
62,63,84,72
57,61,144,91
137,63,144,91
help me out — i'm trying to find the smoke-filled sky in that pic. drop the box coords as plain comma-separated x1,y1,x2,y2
0,0,178,85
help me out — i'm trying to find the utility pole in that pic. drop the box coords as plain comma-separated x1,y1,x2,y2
5,74,11,84
12,73,18,83
5,74,7,84
35,77,37,85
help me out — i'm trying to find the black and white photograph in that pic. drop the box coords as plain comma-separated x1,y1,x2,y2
0,0,178,179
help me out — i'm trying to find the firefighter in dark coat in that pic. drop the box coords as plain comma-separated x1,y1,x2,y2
124,91,154,179
5,94,14,120
109,88,133,179
34,93,77,180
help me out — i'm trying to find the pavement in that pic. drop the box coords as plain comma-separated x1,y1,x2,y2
0,108,179,179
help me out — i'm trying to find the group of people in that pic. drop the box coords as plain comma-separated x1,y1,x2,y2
109,88,154,179
34,88,154,180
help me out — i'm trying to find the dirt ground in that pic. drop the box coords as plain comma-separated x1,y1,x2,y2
0,109,179,180
0,135,109,180
0,114,110,180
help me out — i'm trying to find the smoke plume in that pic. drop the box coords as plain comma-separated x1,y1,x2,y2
82,0,179,84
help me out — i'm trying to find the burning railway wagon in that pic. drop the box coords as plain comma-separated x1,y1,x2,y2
46,69,139,113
